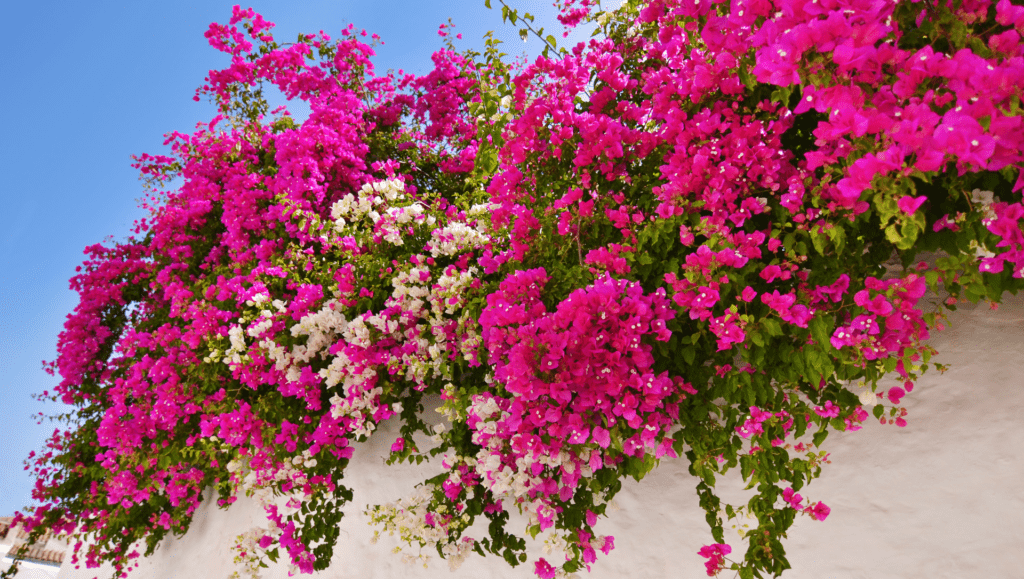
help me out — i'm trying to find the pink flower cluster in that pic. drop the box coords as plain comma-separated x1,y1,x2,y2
698,543,732,576
830,274,929,368
480,271,681,454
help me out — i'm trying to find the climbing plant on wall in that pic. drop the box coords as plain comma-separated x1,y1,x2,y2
7,0,1024,578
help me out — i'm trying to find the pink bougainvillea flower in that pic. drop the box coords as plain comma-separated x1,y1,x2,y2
760,264,784,283
897,195,928,214
698,543,732,576
534,558,557,579
655,436,678,459
390,437,405,453
980,257,1004,273
740,286,757,302
591,426,611,449
886,387,906,404
805,501,831,521
783,487,803,509
814,400,840,418
854,290,894,316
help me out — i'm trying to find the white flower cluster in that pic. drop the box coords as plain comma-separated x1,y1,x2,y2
387,262,484,385
858,388,878,406
365,485,476,571
331,179,437,246
971,188,996,221
228,284,392,438
329,384,384,438
314,180,495,403
230,526,271,579
222,325,248,369
430,266,479,317
212,294,288,371
440,537,477,572
330,179,404,225
226,305,390,442
541,530,569,555
391,266,431,314
467,202,501,221
288,298,348,366
226,452,316,501
379,204,428,245
428,222,491,257
340,314,373,348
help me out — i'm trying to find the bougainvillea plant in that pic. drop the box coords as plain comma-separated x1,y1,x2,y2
7,0,1024,577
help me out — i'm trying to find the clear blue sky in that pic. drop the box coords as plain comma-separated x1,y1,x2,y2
0,0,583,518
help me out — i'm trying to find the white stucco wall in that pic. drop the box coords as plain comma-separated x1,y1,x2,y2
1,556,62,579
57,292,1024,579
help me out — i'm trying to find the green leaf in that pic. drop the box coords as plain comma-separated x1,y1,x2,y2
897,220,919,250
750,331,765,348
810,230,827,256
809,315,833,349
872,404,884,419
792,348,807,376
949,20,967,47
812,429,828,448
827,226,846,255
476,147,498,174
771,87,793,105
885,224,901,245
484,0,491,8
882,357,897,373
738,64,756,90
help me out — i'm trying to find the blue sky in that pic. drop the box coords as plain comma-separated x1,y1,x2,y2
0,0,584,518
